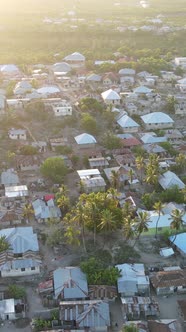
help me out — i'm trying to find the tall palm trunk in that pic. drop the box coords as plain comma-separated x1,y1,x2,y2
155,214,160,239
81,222,87,253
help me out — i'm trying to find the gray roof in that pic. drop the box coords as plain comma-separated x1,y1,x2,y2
64,52,85,62
1,169,19,186
60,300,110,327
141,133,167,144
75,133,97,145
159,171,185,190
5,185,28,198
54,266,88,299
32,199,61,220
0,299,15,314
0,227,39,254
117,114,139,128
141,112,174,124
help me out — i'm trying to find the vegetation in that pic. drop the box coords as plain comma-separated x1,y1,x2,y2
0,236,11,252
80,113,97,134
40,157,68,183
79,97,104,113
80,257,121,285
102,132,122,150
7,285,26,299
19,145,38,155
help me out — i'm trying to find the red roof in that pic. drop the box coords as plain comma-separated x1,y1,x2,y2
44,194,55,201
121,137,141,147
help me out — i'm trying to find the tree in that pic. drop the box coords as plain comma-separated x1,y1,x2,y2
102,132,122,150
175,153,186,171
0,236,11,252
134,211,150,243
128,168,134,187
25,100,46,121
110,170,120,189
80,113,97,134
40,157,68,183
99,209,117,233
165,95,176,113
170,208,185,243
123,324,139,332
8,285,26,299
56,185,70,214
79,97,104,113
22,203,34,223
123,216,135,242
135,156,144,183
19,145,38,155
153,201,164,238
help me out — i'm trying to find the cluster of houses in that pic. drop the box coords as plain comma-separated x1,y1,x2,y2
0,50,186,331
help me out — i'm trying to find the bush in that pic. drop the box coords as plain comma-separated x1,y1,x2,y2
113,244,140,264
20,145,38,155
8,285,26,299
40,157,68,184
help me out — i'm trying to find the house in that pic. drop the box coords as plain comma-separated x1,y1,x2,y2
159,171,185,190
122,296,159,320
116,263,150,297
140,133,167,144
141,112,174,130
77,169,106,193
143,144,166,157
49,137,68,151
59,300,110,331
5,185,28,198
119,68,136,76
15,155,42,171
52,99,72,116
86,73,102,83
169,233,186,256
0,226,41,277
37,86,60,97
175,57,186,68
1,169,19,187
0,298,25,321
74,133,97,148
164,129,183,144
102,72,119,86
175,97,186,115
89,157,109,169
125,102,138,116
0,64,20,77
117,114,140,133
150,267,186,295
13,81,32,95
32,198,61,223
8,128,27,140
176,78,186,92
104,166,129,187
101,89,121,105
88,285,117,301
53,267,88,300
52,62,71,74
114,151,135,167
133,85,152,95
148,320,180,332
63,52,85,67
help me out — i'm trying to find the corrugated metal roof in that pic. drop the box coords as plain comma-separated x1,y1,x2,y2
54,267,88,300
0,227,39,254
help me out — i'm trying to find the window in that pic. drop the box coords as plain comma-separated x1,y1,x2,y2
31,267,35,271
21,268,25,272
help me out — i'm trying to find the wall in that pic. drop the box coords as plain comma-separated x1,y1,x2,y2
1,266,40,277
144,122,173,130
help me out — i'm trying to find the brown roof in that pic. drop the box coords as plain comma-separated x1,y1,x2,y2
88,285,117,300
148,321,176,332
178,299,186,320
121,137,141,147
150,269,186,289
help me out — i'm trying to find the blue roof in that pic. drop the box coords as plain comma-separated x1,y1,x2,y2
169,232,186,254
54,267,88,299
0,227,39,253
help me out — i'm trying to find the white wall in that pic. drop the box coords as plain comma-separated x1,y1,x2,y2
2,266,40,277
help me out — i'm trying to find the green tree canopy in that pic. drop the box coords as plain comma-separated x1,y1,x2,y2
80,113,97,134
40,157,68,184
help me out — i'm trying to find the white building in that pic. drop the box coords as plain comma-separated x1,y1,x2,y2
101,89,121,105
74,133,97,148
0,227,41,277
159,171,185,190
117,114,140,133
8,128,27,140
141,112,174,130
175,57,186,68
77,169,106,193
52,99,72,116
63,52,85,68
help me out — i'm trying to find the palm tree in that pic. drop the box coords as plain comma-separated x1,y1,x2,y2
170,208,185,243
22,203,34,223
175,153,186,171
110,170,120,189
153,201,164,238
122,201,135,218
56,195,70,214
123,216,135,242
145,167,159,186
135,156,144,183
72,203,87,253
128,168,134,188
64,225,81,246
99,209,117,233
0,236,11,252
134,211,150,244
